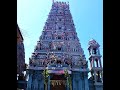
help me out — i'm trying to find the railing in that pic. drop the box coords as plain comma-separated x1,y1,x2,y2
89,54,102,58
92,67,102,71
28,66,45,70
71,68,90,72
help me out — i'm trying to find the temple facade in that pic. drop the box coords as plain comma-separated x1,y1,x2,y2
26,1,103,90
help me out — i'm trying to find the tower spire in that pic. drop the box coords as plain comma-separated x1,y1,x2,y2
88,39,103,89
27,1,91,90
52,0,54,3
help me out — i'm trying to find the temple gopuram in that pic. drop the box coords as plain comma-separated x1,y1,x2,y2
26,1,103,90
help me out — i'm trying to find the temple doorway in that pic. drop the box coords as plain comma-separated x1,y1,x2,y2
50,74,66,90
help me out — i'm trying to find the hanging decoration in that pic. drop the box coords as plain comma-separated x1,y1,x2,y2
64,69,72,90
42,68,49,90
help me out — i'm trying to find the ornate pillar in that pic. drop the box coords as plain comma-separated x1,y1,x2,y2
79,79,82,90
37,71,42,90
40,72,44,90
32,73,36,90
34,77,38,90
79,73,83,90
101,71,103,83
48,76,50,90
39,79,44,90
67,77,69,90
27,71,32,90
99,59,102,67
72,73,76,90
98,48,100,55
96,60,99,67
91,48,93,54
90,61,92,69
76,80,82,90
94,71,97,83
84,72,89,90
82,72,85,90
93,59,95,67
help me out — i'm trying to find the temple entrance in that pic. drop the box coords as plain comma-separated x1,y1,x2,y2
50,74,66,90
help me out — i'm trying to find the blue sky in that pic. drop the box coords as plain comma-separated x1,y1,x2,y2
17,0,103,70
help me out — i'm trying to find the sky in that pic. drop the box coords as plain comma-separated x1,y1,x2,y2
17,0,103,70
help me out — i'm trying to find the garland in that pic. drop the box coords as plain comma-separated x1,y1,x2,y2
64,69,72,90
42,69,49,90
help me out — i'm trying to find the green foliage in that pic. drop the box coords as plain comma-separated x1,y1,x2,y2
42,69,50,90
42,69,49,78
42,69,49,85
64,69,69,77
64,69,72,90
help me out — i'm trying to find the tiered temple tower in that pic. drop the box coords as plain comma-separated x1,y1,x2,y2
26,1,98,90
88,39,103,90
